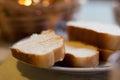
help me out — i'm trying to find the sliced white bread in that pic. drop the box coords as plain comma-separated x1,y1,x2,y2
67,21,120,50
60,41,99,67
61,41,114,67
10,30,65,68
66,41,115,62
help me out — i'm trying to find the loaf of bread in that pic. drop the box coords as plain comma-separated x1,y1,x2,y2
67,21,120,50
59,41,99,67
10,30,65,68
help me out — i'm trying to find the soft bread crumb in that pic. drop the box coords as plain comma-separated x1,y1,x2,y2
66,47,98,57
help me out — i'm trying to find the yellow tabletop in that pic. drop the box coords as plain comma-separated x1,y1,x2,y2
0,55,109,80
0,55,70,80
0,55,28,80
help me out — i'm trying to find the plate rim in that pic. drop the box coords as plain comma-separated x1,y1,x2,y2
47,66,112,72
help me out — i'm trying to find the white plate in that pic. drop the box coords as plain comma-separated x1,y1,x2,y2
18,59,111,73
46,62,112,73
49,66,111,72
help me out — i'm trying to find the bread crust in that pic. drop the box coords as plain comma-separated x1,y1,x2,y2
67,26,120,50
11,44,65,68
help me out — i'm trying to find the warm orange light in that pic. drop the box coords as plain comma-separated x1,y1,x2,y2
18,0,32,6
42,0,50,7
33,0,41,4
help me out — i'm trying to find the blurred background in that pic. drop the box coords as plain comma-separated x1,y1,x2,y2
0,0,117,42
0,0,80,42
0,0,120,80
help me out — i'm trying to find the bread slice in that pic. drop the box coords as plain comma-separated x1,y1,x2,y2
65,41,115,62
10,30,65,68
67,21,120,50
59,41,99,67
66,41,115,61
60,41,115,67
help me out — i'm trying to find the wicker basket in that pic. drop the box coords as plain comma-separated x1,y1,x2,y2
0,0,79,42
